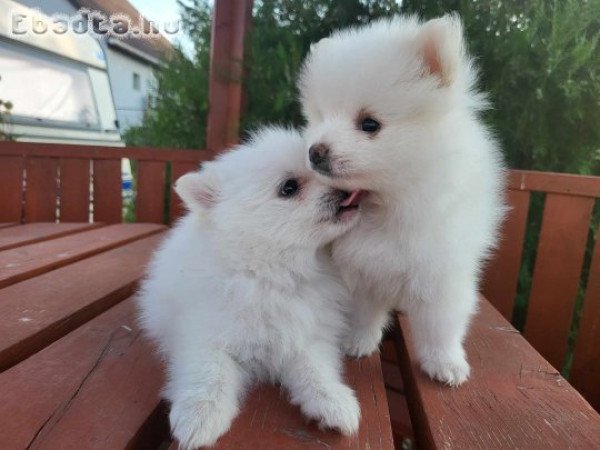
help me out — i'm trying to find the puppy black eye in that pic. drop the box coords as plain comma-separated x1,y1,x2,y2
361,117,380,133
279,179,300,198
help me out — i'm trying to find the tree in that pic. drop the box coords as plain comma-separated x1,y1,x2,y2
124,0,212,148
124,0,402,147
126,0,600,176
401,0,600,174
243,0,402,130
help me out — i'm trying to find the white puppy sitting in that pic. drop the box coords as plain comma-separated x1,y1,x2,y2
138,127,361,449
299,15,506,386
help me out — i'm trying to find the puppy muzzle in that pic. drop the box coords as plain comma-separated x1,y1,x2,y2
309,143,332,175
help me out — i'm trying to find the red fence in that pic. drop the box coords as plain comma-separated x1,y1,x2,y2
484,169,600,409
0,142,209,225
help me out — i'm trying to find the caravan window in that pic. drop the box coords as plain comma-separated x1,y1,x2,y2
0,43,100,128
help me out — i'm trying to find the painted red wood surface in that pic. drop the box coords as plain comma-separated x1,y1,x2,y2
509,169,600,197
206,0,253,155
570,227,600,412
0,222,99,252
0,232,165,372
92,159,122,223
24,157,58,222
0,156,23,222
381,340,413,444
524,194,594,370
0,298,165,449
0,140,208,163
0,224,396,450
0,216,599,448
136,161,166,223
59,158,90,222
0,225,170,449
169,355,394,450
482,189,530,319
395,299,600,449
0,144,211,225
0,223,163,288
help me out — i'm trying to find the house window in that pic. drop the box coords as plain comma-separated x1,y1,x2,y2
133,73,141,91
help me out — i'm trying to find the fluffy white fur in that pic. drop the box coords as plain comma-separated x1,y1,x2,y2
138,127,361,449
299,15,506,386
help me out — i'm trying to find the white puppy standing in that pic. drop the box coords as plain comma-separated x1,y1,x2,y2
138,128,362,449
299,15,506,386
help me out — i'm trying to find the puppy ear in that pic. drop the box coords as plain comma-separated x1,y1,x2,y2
416,14,464,86
175,168,219,212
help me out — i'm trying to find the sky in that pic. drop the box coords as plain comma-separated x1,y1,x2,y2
128,0,194,57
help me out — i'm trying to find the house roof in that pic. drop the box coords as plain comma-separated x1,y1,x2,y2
68,0,174,65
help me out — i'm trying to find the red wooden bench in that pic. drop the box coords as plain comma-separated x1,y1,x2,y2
0,142,599,449
0,221,393,449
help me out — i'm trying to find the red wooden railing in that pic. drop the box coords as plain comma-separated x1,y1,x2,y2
483,169,600,410
0,142,209,225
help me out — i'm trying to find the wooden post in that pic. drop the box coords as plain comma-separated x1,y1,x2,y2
206,0,253,156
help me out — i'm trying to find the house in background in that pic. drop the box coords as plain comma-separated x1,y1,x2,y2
15,0,173,132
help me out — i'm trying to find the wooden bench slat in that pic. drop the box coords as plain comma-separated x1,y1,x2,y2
382,359,404,393
0,232,165,372
0,297,165,450
524,193,594,369
0,140,209,163
482,189,530,319
381,351,414,444
386,390,413,443
170,354,394,450
24,157,58,222
350,355,395,450
0,223,164,288
136,161,166,223
0,222,101,252
93,159,122,223
570,227,600,412
0,156,24,222
508,170,600,198
170,162,199,223
59,158,90,222
395,298,600,449
381,339,398,364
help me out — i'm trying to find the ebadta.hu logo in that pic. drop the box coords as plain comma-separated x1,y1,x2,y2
9,8,181,39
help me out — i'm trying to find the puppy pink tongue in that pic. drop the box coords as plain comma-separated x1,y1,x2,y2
340,190,364,207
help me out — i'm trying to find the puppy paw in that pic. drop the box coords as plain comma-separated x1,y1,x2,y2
342,327,383,358
420,352,470,387
170,398,236,449
301,384,361,435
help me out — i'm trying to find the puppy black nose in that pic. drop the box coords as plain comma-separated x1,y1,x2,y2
309,143,331,174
